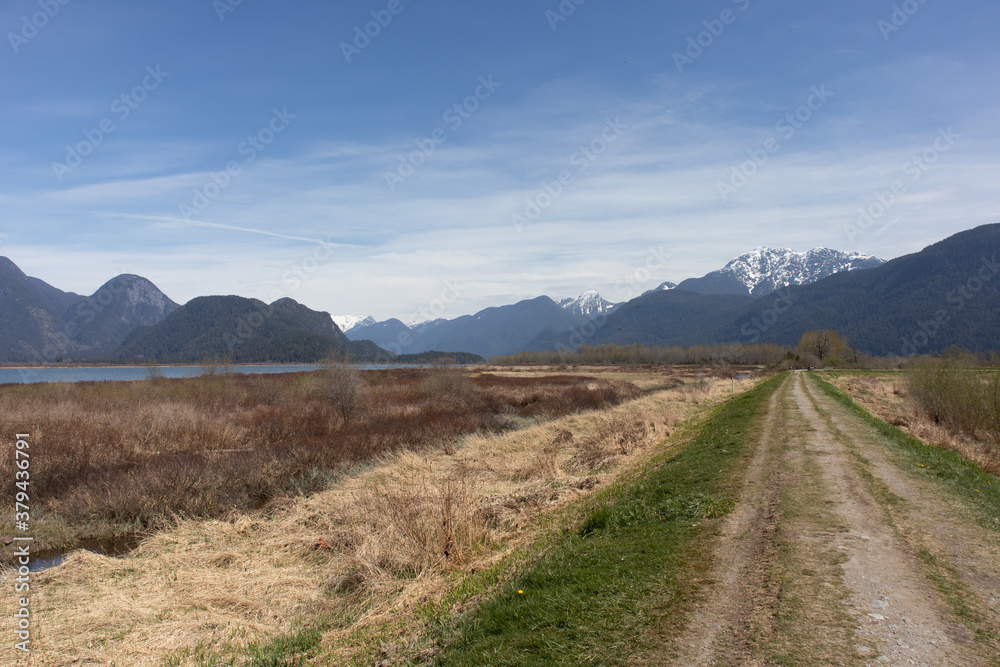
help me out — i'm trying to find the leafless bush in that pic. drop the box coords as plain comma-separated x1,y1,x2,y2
511,429,572,481
318,358,368,427
908,361,1000,464
420,366,476,404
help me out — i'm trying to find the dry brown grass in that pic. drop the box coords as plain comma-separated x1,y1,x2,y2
831,373,1000,476
0,369,753,666
0,369,641,554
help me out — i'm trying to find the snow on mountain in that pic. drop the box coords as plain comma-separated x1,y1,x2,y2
642,281,678,296
406,315,443,328
727,247,884,295
678,247,886,297
558,290,618,318
332,315,374,332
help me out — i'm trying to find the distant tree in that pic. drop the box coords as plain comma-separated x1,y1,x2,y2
796,330,852,363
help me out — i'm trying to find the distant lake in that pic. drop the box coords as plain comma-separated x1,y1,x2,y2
0,364,425,385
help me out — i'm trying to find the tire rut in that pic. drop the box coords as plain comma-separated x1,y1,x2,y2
802,373,1000,664
666,378,787,666
664,372,990,665
794,373,985,666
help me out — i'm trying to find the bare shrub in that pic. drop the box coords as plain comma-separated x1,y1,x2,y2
326,466,490,589
318,359,367,427
909,361,986,436
420,366,476,405
511,429,572,481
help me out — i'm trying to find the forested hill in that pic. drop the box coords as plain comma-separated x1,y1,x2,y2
116,295,391,363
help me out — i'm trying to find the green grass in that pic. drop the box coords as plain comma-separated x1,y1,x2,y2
812,375,1000,533
432,374,785,666
243,624,325,666
163,622,327,667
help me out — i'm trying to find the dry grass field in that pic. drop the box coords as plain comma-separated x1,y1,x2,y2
826,370,1000,476
0,366,644,556
0,365,754,666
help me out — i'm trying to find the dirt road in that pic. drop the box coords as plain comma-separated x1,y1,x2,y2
669,372,1000,666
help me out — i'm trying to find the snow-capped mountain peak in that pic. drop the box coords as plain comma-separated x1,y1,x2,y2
332,314,374,332
559,291,618,317
702,246,885,297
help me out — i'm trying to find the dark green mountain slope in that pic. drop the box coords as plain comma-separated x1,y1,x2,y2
719,224,1000,356
115,295,387,363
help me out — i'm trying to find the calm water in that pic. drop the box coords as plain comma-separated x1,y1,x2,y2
0,364,423,385
25,537,141,572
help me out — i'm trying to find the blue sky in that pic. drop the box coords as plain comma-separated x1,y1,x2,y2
1,0,998,321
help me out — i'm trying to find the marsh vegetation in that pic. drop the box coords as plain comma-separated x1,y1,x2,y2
0,366,641,554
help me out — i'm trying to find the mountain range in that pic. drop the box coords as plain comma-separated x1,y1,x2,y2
342,247,887,358
0,260,394,364
116,296,395,363
528,225,999,357
1,227,996,363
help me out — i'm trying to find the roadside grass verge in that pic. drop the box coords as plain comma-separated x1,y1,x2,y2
432,374,784,666
811,374,1000,532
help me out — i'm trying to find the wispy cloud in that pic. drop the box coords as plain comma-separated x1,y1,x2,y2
1,1,998,320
